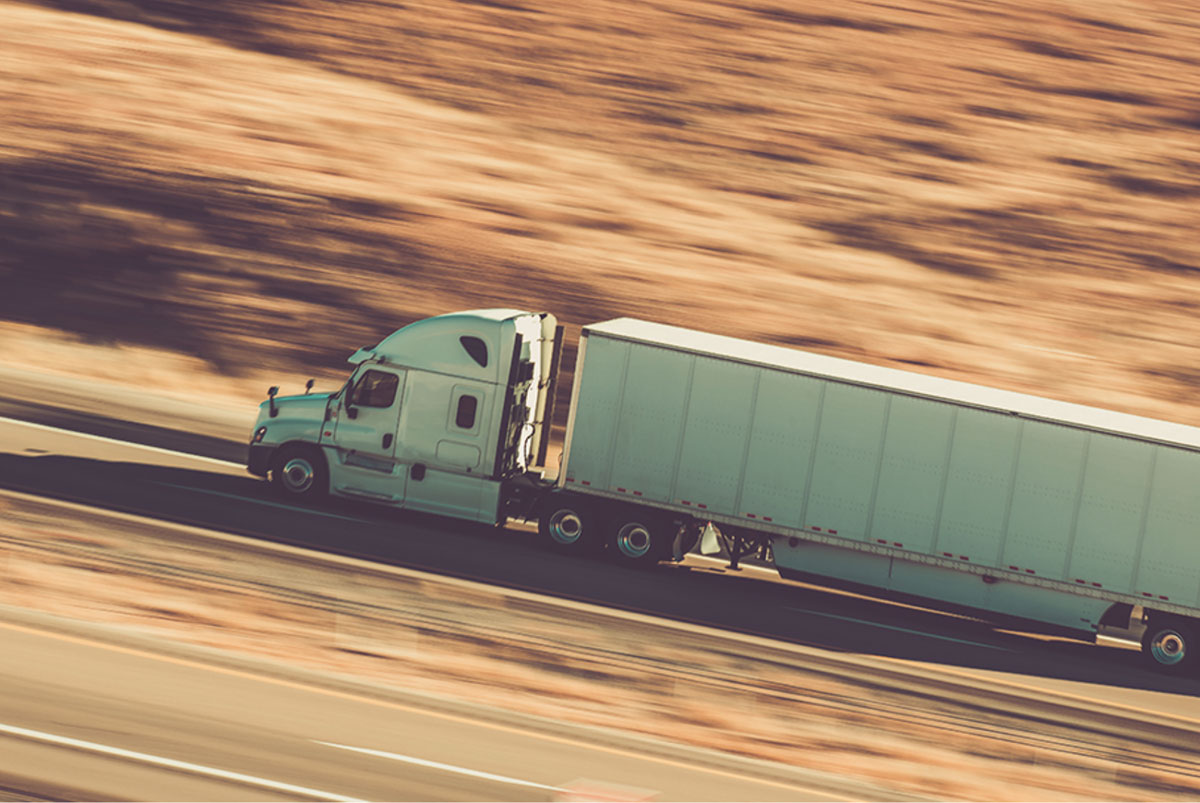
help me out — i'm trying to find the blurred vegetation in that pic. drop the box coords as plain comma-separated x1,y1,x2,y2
2,0,1199,418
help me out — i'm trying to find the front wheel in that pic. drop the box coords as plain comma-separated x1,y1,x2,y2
271,444,328,502
1141,616,1197,674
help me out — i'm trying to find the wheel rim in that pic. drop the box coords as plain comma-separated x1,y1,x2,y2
1149,629,1188,666
616,522,652,559
548,509,584,545
281,457,315,494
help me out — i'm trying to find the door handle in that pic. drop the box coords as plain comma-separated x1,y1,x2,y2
382,433,393,449
411,463,426,481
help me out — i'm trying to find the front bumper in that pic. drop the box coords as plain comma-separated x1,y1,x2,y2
248,444,275,477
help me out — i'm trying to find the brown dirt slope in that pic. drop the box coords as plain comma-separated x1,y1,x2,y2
2,0,1199,421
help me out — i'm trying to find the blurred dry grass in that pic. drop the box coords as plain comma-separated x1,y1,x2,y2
2,0,1199,421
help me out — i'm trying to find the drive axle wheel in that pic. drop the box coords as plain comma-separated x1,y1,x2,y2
1141,616,1197,675
538,497,601,555
608,512,671,567
271,444,328,502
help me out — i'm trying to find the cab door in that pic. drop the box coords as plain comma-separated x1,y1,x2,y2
401,381,498,522
330,367,408,501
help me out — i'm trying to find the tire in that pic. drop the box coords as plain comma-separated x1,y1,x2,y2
675,522,703,558
607,511,673,567
1140,616,1197,674
271,444,328,502
538,496,602,555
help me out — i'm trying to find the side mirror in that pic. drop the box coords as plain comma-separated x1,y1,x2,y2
267,386,279,418
305,379,315,395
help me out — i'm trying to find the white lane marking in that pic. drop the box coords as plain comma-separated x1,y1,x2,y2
0,415,243,468
0,722,364,801
152,482,371,524
316,740,562,793
785,607,1013,651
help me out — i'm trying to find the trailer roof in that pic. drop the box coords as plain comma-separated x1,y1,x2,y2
585,317,1200,452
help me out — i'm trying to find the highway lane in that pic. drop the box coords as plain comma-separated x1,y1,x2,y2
1,414,1198,715
0,614,837,802
0,396,246,463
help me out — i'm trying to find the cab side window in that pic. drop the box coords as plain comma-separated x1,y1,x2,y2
352,370,399,408
460,336,488,368
455,394,478,429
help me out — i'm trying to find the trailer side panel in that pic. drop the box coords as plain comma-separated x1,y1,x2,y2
870,394,955,554
935,408,1021,564
1139,447,1200,606
739,370,824,527
1067,435,1154,592
675,356,758,513
1003,420,1089,578
561,335,626,492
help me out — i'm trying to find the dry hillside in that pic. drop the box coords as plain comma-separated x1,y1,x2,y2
2,0,1199,422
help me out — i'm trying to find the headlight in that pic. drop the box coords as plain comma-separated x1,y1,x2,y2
252,426,268,443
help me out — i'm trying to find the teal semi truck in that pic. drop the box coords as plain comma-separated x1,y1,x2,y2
248,309,1200,674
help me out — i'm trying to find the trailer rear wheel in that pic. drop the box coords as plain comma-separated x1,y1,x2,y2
608,512,672,567
539,497,602,555
1141,616,1197,674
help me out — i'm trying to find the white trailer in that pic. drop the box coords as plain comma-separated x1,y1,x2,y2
248,309,1200,673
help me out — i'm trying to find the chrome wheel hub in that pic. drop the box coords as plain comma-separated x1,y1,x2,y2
1150,629,1187,666
616,523,652,559
548,510,583,545
281,457,315,494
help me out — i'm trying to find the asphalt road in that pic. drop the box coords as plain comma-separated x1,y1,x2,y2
1,408,1198,717
0,615,835,802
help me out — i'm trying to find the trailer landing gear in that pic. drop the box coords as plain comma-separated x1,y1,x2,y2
703,525,772,571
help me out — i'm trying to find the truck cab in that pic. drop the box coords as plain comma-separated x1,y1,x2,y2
248,309,561,524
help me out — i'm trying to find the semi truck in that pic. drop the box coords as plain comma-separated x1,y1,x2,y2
247,308,1200,674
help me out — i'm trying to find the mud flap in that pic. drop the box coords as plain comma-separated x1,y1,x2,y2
698,522,722,556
